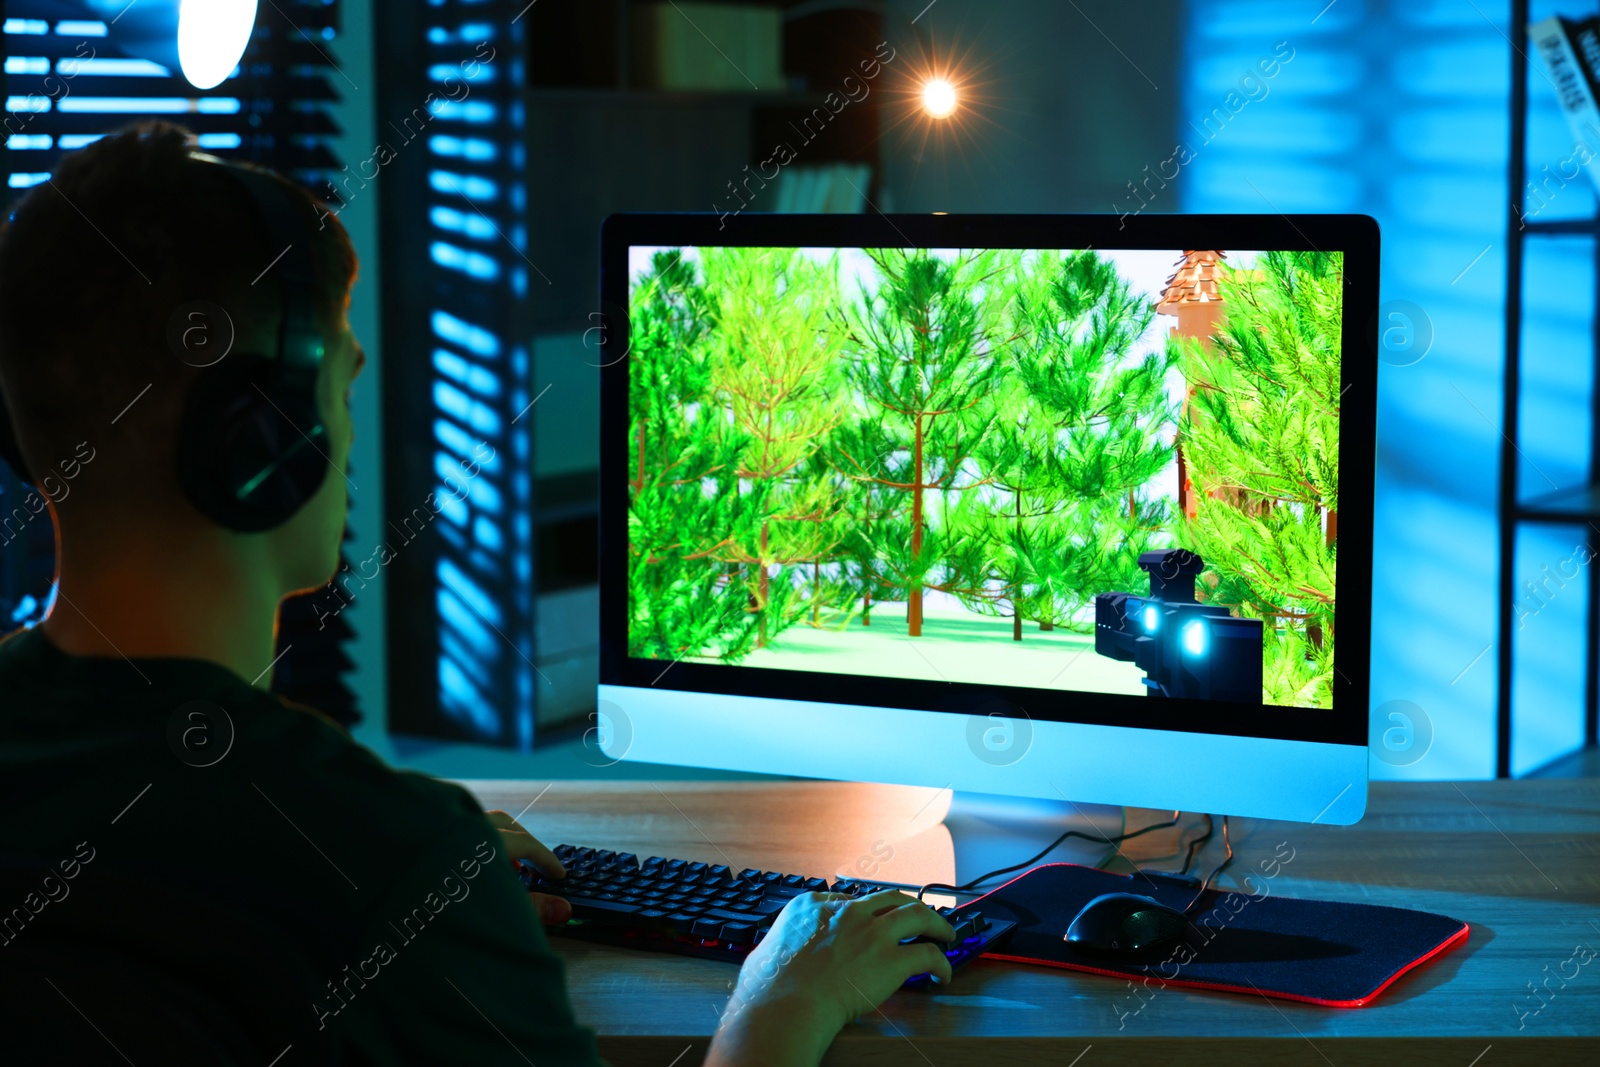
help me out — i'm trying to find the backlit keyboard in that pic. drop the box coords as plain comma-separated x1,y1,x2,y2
518,844,1014,987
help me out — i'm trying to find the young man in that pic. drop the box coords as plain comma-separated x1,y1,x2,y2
0,122,956,1065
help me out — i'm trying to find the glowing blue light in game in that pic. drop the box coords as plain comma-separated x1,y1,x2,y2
1182,620,1208,657
1143,605,1160,633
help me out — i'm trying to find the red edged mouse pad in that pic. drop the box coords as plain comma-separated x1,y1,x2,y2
952,862,1469,1007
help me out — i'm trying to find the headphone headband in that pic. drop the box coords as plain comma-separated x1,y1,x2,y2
200,157,325,375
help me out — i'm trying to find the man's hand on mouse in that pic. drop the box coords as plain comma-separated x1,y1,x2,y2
483,809,571,924
706,889,957,1067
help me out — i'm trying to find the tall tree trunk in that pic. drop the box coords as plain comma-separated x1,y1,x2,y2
757,521,770,647
861,503,872,625
1013,488,1024,641
1326,508,1338,548
1176,433,1194,519
811,559,820,626
1040,620,1053,631
908,415,925,636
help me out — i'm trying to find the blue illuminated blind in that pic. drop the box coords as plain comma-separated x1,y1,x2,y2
1179,0,1593,777
409,0,535,745
3,3,343,190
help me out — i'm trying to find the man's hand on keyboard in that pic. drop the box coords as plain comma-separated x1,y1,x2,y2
707,889,957,1067
484,809,572,924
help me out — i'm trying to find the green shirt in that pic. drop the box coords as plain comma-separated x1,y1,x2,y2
0,625,603,1065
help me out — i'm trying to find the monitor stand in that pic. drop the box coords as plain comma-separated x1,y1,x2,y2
833,789,1129,899
944,791,1124,894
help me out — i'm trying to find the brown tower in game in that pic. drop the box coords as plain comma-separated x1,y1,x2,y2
1156,250,1227,520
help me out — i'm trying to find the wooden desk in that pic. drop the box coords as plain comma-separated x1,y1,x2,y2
459,778,1600,1066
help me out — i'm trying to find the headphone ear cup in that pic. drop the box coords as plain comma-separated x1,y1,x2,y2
176,355,331,532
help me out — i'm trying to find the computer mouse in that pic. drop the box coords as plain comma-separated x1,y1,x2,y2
1064,892,1191,955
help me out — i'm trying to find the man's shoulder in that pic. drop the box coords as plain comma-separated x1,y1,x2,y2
234,695,486,838
0,629,499,955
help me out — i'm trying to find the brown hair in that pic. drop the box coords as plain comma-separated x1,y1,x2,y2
0,120,357,475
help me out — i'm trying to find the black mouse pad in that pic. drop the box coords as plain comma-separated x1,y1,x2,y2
953,862,1469,1006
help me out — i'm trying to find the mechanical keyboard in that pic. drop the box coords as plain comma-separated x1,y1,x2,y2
518,844,1015,987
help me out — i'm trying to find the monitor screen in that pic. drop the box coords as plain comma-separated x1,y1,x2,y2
622,244,1343,713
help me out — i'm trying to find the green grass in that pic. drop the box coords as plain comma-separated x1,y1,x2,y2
722,601,1149,696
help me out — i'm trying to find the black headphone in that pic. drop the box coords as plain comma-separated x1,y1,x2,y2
0,154,330,533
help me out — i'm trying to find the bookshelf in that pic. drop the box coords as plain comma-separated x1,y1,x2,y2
376,1,891,744
522,0,889,333
1503,0,1600,775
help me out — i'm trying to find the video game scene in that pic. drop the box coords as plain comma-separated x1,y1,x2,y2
626,245,1343,709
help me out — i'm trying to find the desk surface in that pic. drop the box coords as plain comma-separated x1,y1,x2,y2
459,777,1600,1065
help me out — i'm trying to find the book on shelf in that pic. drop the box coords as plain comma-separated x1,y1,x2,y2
629,3,783,92
1529,15,1600,199
772,163,872,213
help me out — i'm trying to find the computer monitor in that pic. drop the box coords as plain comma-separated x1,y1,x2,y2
598,213,1377,826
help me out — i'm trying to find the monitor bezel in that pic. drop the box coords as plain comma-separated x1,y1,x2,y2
599,212,1378,748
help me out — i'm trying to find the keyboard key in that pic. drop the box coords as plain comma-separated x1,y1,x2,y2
691,917,723,938
707,864,731,881
686,861,708,877
703,907,769,924
760,871,783,885
803,877,829,891
568,898,642,919
781,874,805,888
719,922,756,942
614,853,638,868
737,868,762,883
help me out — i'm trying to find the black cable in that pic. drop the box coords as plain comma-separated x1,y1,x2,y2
1181,815,1234,916
917,810,1183,902
1177,813,1217,877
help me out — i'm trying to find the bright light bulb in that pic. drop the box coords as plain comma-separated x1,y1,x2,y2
921,78,958,118
178,0,259,91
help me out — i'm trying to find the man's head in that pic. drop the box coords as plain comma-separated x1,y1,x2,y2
0,121,363,597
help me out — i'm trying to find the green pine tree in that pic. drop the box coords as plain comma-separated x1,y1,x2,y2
1006,250,1178,633
947,370,1062,640
1174,249,1343,707
834,249,1016,636
700,247,855,647
625,251,762,662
